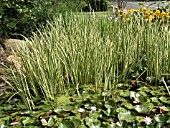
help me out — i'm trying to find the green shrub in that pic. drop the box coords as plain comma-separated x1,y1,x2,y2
0,0,47,38
0,0,86,38
87,0,108,11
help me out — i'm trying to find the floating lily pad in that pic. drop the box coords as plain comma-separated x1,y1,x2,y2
104,108,116,117
102,91,111,97
89,111,101,119
119,90,130,97
71,118,81,128
54,108,64,114
151,97,159,104
117,83,130,89
135,105,150,114
159,96,170,104
159,106,170,112
155,114,169,123
41,117,55,127
82,90,95,95
3,105,13,111
136,116,145,123
130,91,146,104
58,120,75,128
38,105,53,111
0,116,11,125
123,102,134,109
116,107,127,113
118,110,135,122
137,86,150,93
155,123,165,128
22,117,35,126
85,117,101,127
105,99,116,108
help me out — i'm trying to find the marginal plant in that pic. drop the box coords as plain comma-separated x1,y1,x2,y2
8,12,170,109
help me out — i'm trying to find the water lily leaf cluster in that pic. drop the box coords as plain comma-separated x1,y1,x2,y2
1,82,170,127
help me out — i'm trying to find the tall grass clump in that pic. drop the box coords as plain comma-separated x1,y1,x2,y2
9,13,170,109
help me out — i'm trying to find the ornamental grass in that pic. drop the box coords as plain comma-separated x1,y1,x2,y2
7,12,170,109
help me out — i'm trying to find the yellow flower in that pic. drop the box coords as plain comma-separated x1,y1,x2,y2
148,9,153,14
141,7,147,12
162,12,166,16
155,10,160,14
126,17,130,21
118,10,124,16
129,8,135,13
135,9,140,12
149,15,154,22
143,12,149,19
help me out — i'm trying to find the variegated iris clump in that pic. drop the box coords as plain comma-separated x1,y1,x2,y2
118,7,170,24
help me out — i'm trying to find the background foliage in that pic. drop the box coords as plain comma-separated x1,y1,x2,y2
0,0,87,38
83,0,108,12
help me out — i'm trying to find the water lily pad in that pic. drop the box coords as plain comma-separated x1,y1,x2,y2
0,116,11,125
11,112,20,116
159,106,170,112
34,110,45,117
117,83,130,89
38,105,53,111
139,91,147,97
58,120,75,128
89,111,101,119
21,110,34,116
3,105,13,111
159,96,170,104
150,90,165,96
119,90,130,97
63,104,74,111
135,105,150,114
54,108,64,114
118,110,135,122
85,117,101,127
41,119,48,126
41,117,55,127
151,97,159,104
155,123,165,128
116,107,127,113
47,117,55,127
137,86,150,93
104,108,116,117
136,116,145,123
71,118,81,128
106,123,119,128
55,95,70,107
155,114,169,123
105,99,116,108
22,117,35,126
82,90,95,95
123,102,134,109
81,111,89,118
102,91,111,97
130,91,146,104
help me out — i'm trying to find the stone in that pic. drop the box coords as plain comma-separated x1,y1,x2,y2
0,38,27,51
0,38,28,96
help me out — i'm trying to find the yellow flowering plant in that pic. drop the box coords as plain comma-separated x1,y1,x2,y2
116,6,169,30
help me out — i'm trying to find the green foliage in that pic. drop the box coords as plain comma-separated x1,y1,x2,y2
87,0,108,11
0,0,50,38
1,83,170,127
0,0,87,38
